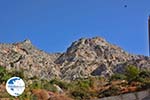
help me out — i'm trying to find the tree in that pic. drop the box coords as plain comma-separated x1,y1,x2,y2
125,65,140,83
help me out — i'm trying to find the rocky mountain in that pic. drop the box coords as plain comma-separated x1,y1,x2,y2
0,37,150,80
0,39,61,79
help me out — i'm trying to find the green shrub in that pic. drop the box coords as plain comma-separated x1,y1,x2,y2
18,93,29,100
139,70,150,78
71,90,90,100
125,65,140,83
31,94,38,100
68,78,94,100
49,79,69,90
0,66,5,73
10,69,24,79
0,66,12,83
43,82,57,92
29,81,42,89
76,79,91,90
111,73,127,80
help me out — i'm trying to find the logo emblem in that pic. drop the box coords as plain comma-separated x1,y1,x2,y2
6,77,25,97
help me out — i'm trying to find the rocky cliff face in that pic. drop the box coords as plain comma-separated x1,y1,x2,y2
0,39,61,79
0,37,150,80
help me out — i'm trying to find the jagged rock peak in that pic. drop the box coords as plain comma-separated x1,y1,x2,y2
71,36,107,45
66,36,116,54
22,39,32,44
13,39,32,46
69,36,109,47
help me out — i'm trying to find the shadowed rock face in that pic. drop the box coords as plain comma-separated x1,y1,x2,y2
0,37,150,80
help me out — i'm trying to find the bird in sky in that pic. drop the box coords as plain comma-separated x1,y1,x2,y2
124,5,127,8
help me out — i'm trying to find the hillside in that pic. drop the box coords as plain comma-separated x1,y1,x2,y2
1,37,150,100
0,37,150,80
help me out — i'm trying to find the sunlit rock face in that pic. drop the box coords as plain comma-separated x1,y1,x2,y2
0,39,61,80
56,37,134,80
0,37,150,80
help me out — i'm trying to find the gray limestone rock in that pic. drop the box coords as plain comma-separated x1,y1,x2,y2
0,37,150,80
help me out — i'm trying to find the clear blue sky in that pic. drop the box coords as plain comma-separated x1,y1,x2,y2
0,0,150,55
